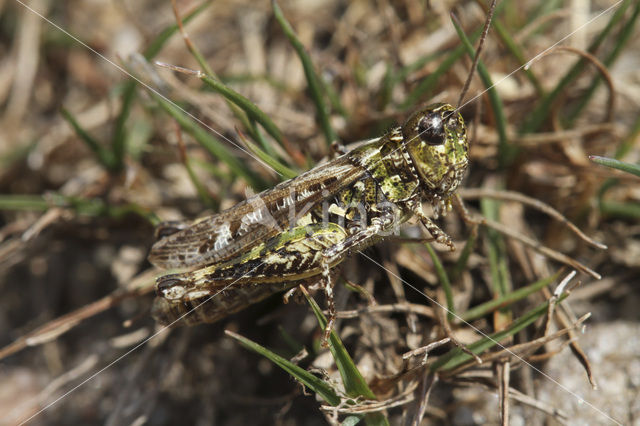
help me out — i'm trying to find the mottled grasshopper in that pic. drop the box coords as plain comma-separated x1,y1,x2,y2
149,103,468,339
148,3,495,343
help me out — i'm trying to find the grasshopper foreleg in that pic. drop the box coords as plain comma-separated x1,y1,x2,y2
409,199,456,251
453,193,485,226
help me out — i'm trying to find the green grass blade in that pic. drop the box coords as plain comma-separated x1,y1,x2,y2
0,194,159,225
615,113,640,159
176,30,214,77
0,194,55,211
425,244,454,321
111,2,213,172
595,115,640,215
566,1,640,123
589,156,640,178
239,129,299,179
460,270,562,322
304,292,389,426
246,117,280,160
430,292,569,372
480,196,511,298
151,92,266,190
225,330,341,406
599,200,640,219
110,84,135,170
595,114,640,217
449,225,478,283
143,2,212,61
304,292,376,400
272,1,337,145
61,108,117,171
492,19,543,96
520,0,632,134
199,74,286,150
400,42,470,110
452,17,513,168
171,3,287,162
480,192,513,332
220,73,291,92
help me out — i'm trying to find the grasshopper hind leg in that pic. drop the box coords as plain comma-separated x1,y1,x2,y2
320,258,339,347
151,280,302,327
281,262,342,348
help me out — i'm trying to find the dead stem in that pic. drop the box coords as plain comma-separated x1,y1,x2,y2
498,361,510,426
442,313,591,377
10,355,99,425
335,302,436,320
454,380,570,423
435,294,483,365
458,188,607,249
532,45,616,123
0,269,156,361
455,0,498,109
410,372,438,426
403,337,451,361
512,123,616,147
480,217,602,279
544,270,578,337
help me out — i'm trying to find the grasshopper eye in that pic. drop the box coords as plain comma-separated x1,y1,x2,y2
417,115,445,146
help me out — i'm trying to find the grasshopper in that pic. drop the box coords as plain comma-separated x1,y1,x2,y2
148,2,496,343
149,103,468,340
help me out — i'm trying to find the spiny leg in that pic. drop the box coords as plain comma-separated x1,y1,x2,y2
316,213,396,346
453,193,485,225
320,256,335,346
409,200,455,251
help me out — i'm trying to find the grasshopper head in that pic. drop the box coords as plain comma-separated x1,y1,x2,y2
402,103,469,197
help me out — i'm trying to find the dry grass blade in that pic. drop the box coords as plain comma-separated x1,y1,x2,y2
0,270,156,361
480,218,601,279
410,372,438,426
443,313,591,377
533,45,616,123
456,381,570,423
511,123,616,147
498,361,510,426
320,385,418,416
435,296,482,365
456,0,497,108
459,188,607,249
9,355,99,425
335,303,435,320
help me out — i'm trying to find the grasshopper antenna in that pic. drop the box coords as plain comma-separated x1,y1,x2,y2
455,0,498,110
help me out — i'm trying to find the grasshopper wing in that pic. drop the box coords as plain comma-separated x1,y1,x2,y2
149,156,364,269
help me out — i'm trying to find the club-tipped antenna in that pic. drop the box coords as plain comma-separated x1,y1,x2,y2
455,0,498,110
